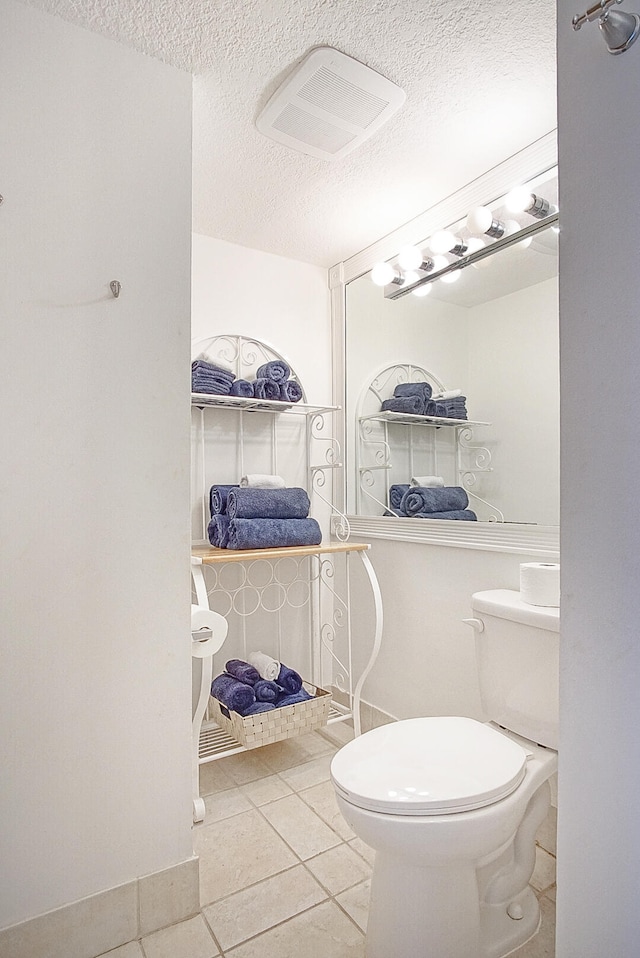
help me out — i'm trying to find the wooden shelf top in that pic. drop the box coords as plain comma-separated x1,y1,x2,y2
192,541,370,564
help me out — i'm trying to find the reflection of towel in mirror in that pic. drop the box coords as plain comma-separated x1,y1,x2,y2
227,517,322,550
381,396,423,415
400,486,469,516
240,475,286,489
256,360,291,383
410,476,444,487
253,378,281,400
393,381,433,402
211,673,255,713
279,380,303,403
277,664,303,694
227,487,310,520
225,659,261,685
210,484,238,515
416,510,477,520
248,650,281,681
207,514,230,548
230,379,254,398
389,484,410,510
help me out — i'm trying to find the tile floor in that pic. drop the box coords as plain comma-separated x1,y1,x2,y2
98,722,557,958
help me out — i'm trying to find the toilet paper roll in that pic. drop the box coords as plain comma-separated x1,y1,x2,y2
191,604,228,658
519,563,560,607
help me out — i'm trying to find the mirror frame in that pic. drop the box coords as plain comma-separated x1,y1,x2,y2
329,131,560,559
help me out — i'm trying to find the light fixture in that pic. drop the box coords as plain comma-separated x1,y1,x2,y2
371,262,403,286
430,254,450,272
504,219,533,248
440,270,461,284
466,206,505,238
505,187,551,219
429,230,468,256
411,283,432,298
572,0,640,54
397,246,434,272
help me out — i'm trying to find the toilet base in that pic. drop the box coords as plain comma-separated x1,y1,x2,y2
480,885,540,958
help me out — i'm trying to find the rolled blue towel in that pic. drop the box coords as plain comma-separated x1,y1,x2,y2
393,381,433,402
256,360,291,383
240,701,277,716
381,396,423,415
191,359,235,382
225,658,261,686
211,673,256,713
389,484,410,510
192,373,233,396
209,484,238,516
227,517,322,550
253,378,281,401
227,487,311,520
279,380,303,403
230,379,254,398
400,486,469,516
416,509,477,520
383,509,402,516
276,688,314,707
207,514,230,548
277,663,303,694
254,679,280,703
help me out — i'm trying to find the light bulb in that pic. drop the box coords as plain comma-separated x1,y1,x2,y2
402,271,420,286
398,246,424,271
505,186,535,214
429,230,460,255
466,237,486,254
430,254,449,272
371,262,397,286
412,283,432,298
440,270,461,284
504,219,532,249
466,206,505,238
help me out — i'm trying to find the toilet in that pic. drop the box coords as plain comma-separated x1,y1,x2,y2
330,589,559,958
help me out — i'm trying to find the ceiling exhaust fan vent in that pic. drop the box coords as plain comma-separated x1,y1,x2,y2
256,47,406,161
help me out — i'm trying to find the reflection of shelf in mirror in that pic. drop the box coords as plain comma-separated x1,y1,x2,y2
192,393,339,416
360,411,491,428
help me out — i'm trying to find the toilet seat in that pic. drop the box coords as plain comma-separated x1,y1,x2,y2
331,716,528,816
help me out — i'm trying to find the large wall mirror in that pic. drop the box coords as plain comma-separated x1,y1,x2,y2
333,139,560,551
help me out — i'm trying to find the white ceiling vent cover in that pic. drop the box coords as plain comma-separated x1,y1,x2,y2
256,47,406,161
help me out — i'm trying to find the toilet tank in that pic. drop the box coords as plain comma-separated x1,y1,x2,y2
470,589,559,749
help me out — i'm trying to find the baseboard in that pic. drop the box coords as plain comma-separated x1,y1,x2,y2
0,856,199,958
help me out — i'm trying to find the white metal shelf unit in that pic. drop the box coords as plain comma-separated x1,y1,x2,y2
356,362,503,521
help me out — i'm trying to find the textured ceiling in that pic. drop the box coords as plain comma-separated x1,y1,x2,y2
23,0,557,266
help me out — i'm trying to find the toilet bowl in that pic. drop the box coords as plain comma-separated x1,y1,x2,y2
330,589,560,958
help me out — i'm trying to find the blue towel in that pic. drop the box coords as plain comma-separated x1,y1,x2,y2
277,663,303,694
209,484,238,516
400,486,469,516
241,701,277,715
227,517,322,550
230,379,254,398
279,380,303,403
207,514,230,547
394,381,432,402
381,396,423,415
253,378,281,401
192,374,233,396
227,487,310,520
276,688,314,707
415,509,477,520
254,679,281,703
211,673,255,713
389,484,410,510
225,659,261,686
256,360,291,383
191,360,235,382
383,509,402,516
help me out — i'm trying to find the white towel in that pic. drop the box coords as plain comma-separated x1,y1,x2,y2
247,650,281,682
410,476,445,487
431,388,462,401
192,351,234,372
240,474,286,488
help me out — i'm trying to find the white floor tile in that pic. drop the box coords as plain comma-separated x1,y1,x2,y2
305,844,371,896
260,793,342,860
200,787,253,824
96,944,143,958
239,773,293,806
336,878,371,933
198,761,236,796
212,751,273,785
531,846,556,893
278,753,334,791
298,779,356,841
224,900,365,958
141,915,219,958
202,864,326,951
347,836,376,867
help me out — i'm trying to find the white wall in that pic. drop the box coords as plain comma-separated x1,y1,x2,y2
556,4,640,955
0,1,193,929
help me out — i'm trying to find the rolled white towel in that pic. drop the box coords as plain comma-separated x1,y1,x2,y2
247,650,281,682
431,388,462,401
410,476,445,487
240,474,286,488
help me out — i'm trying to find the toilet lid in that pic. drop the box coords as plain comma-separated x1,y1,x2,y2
331,717,528,815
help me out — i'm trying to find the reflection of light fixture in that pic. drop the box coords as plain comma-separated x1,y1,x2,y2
572,0,640,54
429,230,468,256
398,246,434,272
371,262,403,286
504,219,533,248
411,283,432,298
505,187,551,219
440,270,461,284
466,206,505,238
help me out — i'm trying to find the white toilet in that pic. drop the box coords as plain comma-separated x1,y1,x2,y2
331,589,559,958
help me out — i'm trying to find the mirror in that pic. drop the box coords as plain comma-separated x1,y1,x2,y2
345,169,559,527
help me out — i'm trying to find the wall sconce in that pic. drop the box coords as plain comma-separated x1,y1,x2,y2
573,0,640,54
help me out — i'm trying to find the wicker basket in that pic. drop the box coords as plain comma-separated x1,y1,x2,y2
210,682,332,749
